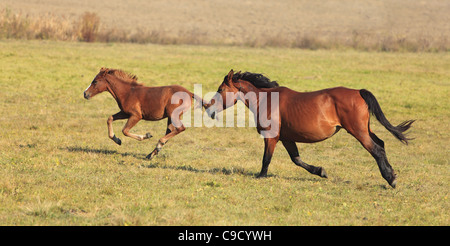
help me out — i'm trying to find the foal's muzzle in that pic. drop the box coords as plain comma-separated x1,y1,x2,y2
84,91,90,100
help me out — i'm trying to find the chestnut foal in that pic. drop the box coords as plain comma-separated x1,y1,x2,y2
84,68,205,160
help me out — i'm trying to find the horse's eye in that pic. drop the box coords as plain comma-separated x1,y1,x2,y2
217,89,222,93
92,80,97,85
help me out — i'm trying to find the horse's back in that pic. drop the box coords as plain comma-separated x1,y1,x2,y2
278,86,362,142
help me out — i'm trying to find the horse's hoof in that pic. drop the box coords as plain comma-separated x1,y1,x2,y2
256,173,267,179
320,167,328,178
389,177,397,189
145,133,152,139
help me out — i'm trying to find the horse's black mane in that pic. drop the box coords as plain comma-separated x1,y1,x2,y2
231,72,279,88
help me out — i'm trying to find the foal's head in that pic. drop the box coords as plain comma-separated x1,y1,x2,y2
84,68,111,100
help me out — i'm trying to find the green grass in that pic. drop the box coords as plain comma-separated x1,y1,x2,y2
0,40,448,225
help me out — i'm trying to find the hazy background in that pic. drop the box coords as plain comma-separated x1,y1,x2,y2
1,0,449,51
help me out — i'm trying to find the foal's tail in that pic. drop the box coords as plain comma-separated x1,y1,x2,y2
360,89,415,145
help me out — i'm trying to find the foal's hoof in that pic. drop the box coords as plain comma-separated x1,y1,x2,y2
145,133,153,139
146,151,157,160
112,135,122,145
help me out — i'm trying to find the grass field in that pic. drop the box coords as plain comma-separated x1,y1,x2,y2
0,40,449,225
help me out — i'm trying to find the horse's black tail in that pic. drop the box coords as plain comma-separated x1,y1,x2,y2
360,89,415,145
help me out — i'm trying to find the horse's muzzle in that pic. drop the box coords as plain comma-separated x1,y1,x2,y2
205,106,216,119
84,91,90,100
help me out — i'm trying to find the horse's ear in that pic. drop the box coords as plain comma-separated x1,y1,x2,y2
228,69,234,79
226,69,234,84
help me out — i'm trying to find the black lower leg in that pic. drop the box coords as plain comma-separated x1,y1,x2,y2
292,156,328,178
282,140,327,178
371,143,397,188
257,139,278,178
257,156,271,178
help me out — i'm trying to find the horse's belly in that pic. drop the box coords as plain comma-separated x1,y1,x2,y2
280,124,340,143
280,132,328,143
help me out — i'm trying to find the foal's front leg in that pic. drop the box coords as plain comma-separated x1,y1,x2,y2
107,111,129,145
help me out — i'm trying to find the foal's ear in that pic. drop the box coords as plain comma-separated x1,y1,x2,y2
99,67,110,75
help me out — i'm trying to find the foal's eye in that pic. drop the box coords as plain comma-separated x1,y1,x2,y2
92,80,97,85
217,89,222,93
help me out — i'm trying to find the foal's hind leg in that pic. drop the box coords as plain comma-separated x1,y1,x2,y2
146,118,185,160
122,115,153,141
281,141,328,178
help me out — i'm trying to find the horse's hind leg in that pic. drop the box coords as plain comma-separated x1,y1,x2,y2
346,125,397,188
146,118,185,160
281,141,328,178
368,132,397,188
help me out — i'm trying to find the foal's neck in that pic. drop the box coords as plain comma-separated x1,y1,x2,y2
105,76,133,107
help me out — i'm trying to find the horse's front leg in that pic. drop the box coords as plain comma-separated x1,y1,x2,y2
121,115,153,141
257,137,279,178
281,140,328,178
107,111,129,145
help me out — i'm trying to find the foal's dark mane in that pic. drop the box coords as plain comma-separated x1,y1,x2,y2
232,72,279,88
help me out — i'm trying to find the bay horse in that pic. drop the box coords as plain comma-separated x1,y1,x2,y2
206,70,414,188
84,68,206,160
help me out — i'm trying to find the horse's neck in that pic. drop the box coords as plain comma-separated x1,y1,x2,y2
237,81,263,113
106,77,132,106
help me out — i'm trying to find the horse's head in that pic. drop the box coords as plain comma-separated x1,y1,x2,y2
205,69,241,119
84,68,110,100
